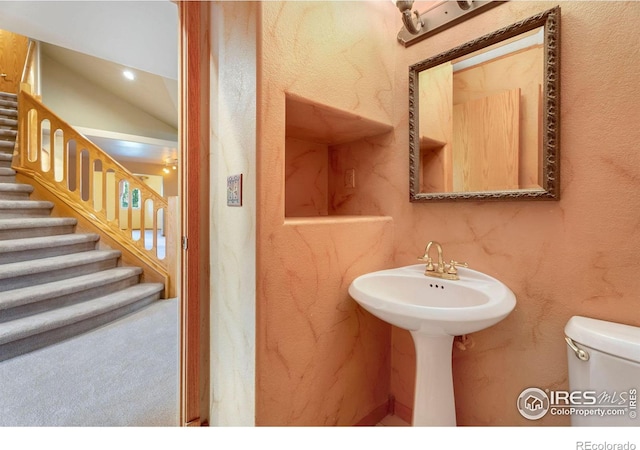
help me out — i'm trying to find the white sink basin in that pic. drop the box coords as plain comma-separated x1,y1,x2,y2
349,263,516,426
348,264,516,336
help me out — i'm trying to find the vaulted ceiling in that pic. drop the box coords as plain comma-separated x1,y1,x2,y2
0,1,178,165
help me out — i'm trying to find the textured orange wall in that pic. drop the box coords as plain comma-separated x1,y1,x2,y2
256,0,640,426
256,1,397,425
391,1,640,425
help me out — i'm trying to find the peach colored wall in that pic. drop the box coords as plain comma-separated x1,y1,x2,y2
285,137,329,217
256,0,640,426
391,1,640,425
257,1,397,425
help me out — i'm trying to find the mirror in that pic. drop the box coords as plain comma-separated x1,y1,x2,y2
409,7,560,201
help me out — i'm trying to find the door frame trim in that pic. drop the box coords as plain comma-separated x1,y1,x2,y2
178,0,210,426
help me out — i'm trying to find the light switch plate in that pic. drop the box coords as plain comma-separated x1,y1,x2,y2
344,168,356,188
227,174,243,207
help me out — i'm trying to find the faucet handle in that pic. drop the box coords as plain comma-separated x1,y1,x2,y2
418,255,435,271
446,260,468,275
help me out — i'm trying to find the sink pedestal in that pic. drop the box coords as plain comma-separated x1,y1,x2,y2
348,264,516,426
410,332,456,426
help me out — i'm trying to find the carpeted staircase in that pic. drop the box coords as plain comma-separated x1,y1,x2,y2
0,91,165,362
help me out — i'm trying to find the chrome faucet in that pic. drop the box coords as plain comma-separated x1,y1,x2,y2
418,241,468,280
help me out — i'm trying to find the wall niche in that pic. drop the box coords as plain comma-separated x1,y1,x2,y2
284,94,393,218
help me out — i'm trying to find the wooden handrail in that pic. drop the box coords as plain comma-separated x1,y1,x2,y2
15,90,169,290
20,40,39,96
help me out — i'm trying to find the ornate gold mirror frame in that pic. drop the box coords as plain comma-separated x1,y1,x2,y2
409,6,560,202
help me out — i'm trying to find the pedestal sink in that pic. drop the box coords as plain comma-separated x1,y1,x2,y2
348,263,516,426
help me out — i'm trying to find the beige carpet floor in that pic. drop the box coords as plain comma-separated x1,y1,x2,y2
0,297,179,426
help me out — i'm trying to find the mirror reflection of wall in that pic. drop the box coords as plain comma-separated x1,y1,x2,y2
419,27,544,193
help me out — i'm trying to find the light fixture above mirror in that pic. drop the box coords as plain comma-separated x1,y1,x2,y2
393,0,507,47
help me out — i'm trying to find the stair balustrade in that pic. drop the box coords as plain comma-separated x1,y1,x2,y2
14,90,170,293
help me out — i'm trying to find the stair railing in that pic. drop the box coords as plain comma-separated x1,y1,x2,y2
15,90,170,292
20,40,40,97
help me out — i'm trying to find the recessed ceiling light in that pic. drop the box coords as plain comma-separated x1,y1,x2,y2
123,70,135,81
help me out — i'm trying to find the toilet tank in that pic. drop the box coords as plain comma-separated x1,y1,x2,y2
565,316,640,426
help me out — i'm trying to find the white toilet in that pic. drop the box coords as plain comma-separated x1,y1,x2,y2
565,316,640,426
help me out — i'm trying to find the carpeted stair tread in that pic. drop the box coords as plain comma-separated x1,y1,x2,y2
0,199,54,209
0,199,54,218
0,183,33,194
0,216,77,231
0,217,77,240
0,142,16,151
0,118,17,128
0,183,33,199
0,156,13,170
0,266,143,312
0,232,99,257
0,249,120,284
0,167,15,182
0,107,17,118
0,98,17,109
0,283,165,346
0,238,100,265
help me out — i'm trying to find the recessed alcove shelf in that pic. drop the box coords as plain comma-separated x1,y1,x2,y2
284,215,393,227
284,94,393,219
